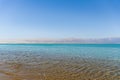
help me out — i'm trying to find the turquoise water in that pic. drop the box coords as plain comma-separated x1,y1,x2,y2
0,44,120,62
0,44,120,80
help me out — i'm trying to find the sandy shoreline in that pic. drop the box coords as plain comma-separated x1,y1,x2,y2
0,58,120,80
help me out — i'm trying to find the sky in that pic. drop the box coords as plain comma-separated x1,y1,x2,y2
0,0,120,40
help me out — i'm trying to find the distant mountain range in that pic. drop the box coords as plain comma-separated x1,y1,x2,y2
0,38,120,44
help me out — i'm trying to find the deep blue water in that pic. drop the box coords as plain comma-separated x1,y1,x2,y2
0,44,120,62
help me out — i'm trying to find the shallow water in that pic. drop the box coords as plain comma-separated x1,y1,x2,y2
0,44,120,80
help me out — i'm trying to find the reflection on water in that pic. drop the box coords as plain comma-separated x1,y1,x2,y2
0,44,120,80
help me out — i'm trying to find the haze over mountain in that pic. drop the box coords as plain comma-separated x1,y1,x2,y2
0,38,120,44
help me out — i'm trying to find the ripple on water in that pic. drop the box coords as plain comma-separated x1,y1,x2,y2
0,57,120,80
0,44,120,80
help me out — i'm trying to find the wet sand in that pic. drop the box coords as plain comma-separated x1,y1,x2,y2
0,57,120,80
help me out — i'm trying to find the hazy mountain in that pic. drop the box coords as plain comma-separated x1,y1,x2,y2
0,38,120,44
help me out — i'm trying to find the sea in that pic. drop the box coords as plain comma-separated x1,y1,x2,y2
0,44,120,80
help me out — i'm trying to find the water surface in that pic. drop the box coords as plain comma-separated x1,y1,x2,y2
0,44,120,80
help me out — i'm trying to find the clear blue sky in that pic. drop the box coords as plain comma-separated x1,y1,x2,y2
0,0,120,39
